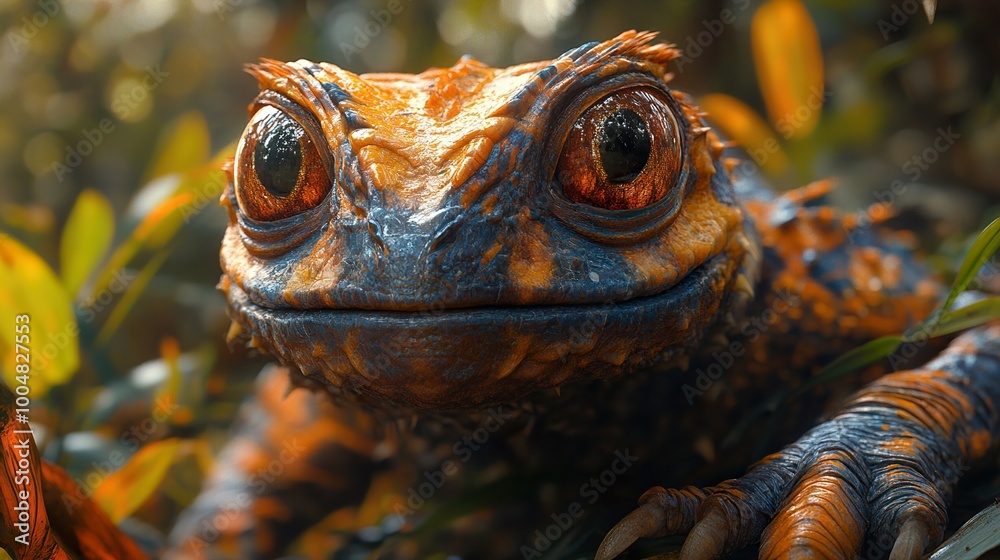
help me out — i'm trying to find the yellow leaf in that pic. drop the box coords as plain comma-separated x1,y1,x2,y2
93,438,182,523
169,142,237,218
699,93,789,176
0,235,78,397
751,0,825,139
60,189,115,296
145,111,210,181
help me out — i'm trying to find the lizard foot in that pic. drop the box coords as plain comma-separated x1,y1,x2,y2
597,359,999,560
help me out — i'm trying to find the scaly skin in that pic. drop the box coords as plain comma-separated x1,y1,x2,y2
165,31,998,560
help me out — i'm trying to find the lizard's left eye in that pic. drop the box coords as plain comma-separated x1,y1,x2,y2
235,105,331,222
555,88,682,211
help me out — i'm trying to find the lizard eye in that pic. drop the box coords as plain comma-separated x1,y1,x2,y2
235,105,331,222
555,88,682,211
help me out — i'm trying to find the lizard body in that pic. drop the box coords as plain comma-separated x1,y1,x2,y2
165,31,999,560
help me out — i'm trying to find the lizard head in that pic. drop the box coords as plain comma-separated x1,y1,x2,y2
220,30,758,412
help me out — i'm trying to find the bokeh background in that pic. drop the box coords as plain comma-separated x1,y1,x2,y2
1,0,1000,558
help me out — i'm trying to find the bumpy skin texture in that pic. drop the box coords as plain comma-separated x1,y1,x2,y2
168,31,999,560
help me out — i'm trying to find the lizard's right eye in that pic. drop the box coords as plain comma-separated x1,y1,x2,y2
235,106,331,222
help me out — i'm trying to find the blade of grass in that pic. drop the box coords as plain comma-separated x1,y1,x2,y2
932,297,1000,337
96,249,171,345
804,336,905,389
727,216,1000,449
814,215,1000,384
942,215,1000,313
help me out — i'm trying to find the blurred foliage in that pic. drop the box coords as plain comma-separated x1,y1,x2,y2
0,233,78,395
750,0,824,139
1,0,1000,558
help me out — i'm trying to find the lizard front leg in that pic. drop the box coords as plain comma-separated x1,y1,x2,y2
165,365,383,560
598,323,1000,560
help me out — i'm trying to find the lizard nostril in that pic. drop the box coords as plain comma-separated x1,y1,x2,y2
428,218,462,254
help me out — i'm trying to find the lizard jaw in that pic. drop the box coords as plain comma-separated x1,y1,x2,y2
221,246,747,412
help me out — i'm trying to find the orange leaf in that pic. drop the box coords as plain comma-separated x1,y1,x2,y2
0,384,72,560
699,93,789,176
92,438,182,523
751,0,825,139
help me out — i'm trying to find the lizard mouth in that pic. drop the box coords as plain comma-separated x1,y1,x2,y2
222,250,740,412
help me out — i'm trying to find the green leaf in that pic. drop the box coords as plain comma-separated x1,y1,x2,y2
0,235,79,397
943,215,1000,312
93,438,183,523
810,336,905,388
145,111,210,181
811,216,1000,384
931,297,1000,337
60,189,115,297
721,390,788,449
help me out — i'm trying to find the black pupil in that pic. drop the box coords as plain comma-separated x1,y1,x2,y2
254,122,302,198
598,109,651,183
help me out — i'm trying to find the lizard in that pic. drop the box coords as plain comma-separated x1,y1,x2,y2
163,30,1000,560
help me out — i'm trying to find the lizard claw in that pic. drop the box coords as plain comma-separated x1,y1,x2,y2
595,502,666,560
889,518,932,560
678,510,727,560
597,364,981,559
597,486,710,559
